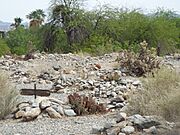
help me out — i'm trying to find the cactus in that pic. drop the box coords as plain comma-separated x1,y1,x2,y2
68,93,107,115
118,41,160,77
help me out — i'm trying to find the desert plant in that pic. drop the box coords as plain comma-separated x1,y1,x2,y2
0,39,10,56
127,67,180,122
0,71,19,119
118,41,160,77
68,93,107,115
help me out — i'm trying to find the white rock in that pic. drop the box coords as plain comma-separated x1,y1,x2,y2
121,126,135,134
64,109,76,116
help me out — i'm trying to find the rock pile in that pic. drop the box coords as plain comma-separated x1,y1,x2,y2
91,113,175,135
14,97,77,121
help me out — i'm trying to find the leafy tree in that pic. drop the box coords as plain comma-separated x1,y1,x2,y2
150,9,179,54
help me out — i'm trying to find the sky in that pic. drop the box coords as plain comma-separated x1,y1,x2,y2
0,0,180,23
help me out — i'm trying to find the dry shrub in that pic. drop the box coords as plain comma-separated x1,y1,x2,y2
127,67,180,122
0,71,19,119
118,41,160,77
68,93,107,115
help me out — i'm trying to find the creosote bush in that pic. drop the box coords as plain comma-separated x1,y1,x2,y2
118,41,160,77
127,67,180,122
68,93,107,115
0,71,19,119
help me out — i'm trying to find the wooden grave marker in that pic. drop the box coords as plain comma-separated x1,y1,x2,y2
20,84,51,99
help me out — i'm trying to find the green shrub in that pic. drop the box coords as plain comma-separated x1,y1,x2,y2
6,27,40,55
0,71,19,119
0,39,10,56
127,67,180,122
78,34,122,56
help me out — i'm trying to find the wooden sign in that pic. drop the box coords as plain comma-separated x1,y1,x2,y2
20,84,50,99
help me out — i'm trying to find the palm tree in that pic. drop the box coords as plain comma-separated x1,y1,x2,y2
26,9,46,27
50,0,89,46
11,17,23,28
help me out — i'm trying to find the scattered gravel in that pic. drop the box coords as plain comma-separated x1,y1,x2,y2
0,114,116,135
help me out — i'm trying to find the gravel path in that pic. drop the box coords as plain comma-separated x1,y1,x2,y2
0,113,116,135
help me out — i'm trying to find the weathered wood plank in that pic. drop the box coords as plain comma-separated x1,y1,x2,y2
20,89,50,97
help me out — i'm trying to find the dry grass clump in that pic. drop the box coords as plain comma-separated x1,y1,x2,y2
68,93,107,115
127,67,180,122
118,41,160,77
0,71,19,119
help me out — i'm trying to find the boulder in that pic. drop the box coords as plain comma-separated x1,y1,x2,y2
128,114,161,129
46,107,62,118
23,107,41,121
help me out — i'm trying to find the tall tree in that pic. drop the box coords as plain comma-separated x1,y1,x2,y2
50,0,88,46
26,9,46,27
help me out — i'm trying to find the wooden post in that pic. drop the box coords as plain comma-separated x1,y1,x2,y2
34,83,37,99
